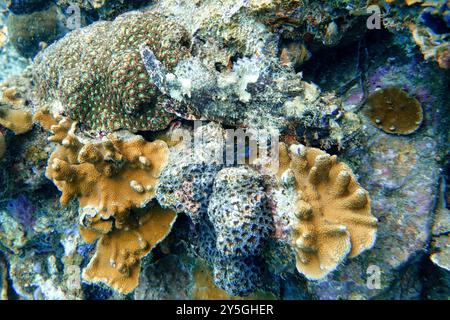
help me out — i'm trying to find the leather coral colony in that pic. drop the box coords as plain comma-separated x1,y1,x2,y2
33,109,176,293
277,142,378,280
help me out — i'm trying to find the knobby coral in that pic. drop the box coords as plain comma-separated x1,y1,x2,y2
81,206,177,294
33,10,191,132
278,143,377,280
0,85,33,134
0,107,33,134
34,108,176,293
34,109,169,228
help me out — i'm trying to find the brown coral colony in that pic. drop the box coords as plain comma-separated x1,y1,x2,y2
364,87,423,135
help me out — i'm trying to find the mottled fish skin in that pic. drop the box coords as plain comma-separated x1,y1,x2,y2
140,45,168,94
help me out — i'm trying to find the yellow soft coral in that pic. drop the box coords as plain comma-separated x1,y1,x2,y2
278,143,377,280
81,206,177,294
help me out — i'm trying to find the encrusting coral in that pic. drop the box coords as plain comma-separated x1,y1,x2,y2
33,10,191,132
208,167,273,258
364,87,423,135
278,143,378,280
33,108,176,293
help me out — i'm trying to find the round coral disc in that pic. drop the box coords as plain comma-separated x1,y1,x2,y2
364,87,423,135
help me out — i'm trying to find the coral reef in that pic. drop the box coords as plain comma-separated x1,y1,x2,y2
156,123,275,296
156,122,225,223
297,52,447,299
0,0,448,302
364,87,423,135
33,10,191,132
141,46,343,134
277,142,377,280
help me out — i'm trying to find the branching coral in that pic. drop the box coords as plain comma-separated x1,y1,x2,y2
278,143,377,280
33,10,191,132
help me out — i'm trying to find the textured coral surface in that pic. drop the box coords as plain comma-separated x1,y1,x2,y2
33,10,191,132
82,206,177,294
277,142,378,280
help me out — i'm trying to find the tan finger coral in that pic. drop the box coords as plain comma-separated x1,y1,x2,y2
82,205,177,294
34,109,175,293
364,87,423,135
278,143,377,280
34,109,170,229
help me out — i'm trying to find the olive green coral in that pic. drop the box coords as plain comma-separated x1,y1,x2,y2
33,10,191,132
